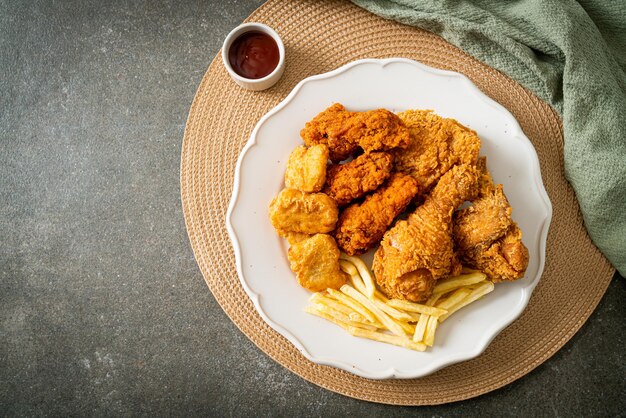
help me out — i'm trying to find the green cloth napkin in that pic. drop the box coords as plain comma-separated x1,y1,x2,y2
352,0,626,276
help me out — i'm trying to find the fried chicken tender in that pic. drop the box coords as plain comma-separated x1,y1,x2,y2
323,151,393,206
300,103,411,162
269,188,338,236
373,164,479,302
284,144,329,192
334,173,418,256
393,110,481,197
287,234,348,292
453,158,529,282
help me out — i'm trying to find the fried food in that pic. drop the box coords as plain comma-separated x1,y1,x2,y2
323,151,393,206
334,173,418,256
373,164,479,303
287,234,348,292
300,103,410,162
304,259,494,351
284,144,329,192
453,158,529,282
393,110,481,196
269,188,338,236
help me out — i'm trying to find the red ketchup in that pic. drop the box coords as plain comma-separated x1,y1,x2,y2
228,31,279,79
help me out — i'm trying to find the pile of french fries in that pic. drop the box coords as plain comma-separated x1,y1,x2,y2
304,254,495,351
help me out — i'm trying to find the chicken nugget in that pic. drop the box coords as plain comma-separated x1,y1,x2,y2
269,188,338,236
284,144,329,192
287,234,348,292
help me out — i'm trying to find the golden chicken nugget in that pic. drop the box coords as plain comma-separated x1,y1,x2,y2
269,188,338,235
288,234,348,292
284,144,329,192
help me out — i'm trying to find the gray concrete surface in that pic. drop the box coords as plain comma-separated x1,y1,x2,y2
1,0,624,416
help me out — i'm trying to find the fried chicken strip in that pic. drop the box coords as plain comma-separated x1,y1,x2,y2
323,151,393,206
373,164,479,302
393,110,481,197
301,103,410,162
334,172,418,256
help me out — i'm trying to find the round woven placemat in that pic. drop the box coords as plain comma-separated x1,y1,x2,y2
180,0,614,405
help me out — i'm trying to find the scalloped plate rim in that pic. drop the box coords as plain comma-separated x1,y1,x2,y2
225,58,552,380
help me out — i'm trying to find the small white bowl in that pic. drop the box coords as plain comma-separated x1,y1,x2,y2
222,23,285,91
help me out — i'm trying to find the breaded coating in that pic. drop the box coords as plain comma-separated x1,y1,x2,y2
282,232,311,246
393,110,481,196
284,144,329,192
287,234,348,292
467,224,529,283
269,188,338,236
453,158,529,282
323,151,394,206
300,103,411,162
453,184,512,252
373,164,479,302
334,173,418,256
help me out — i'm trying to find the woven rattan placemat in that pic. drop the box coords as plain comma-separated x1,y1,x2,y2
180,0,614,405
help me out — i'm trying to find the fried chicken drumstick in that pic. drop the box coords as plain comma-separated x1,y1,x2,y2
373,164,479,302
301,103,410,162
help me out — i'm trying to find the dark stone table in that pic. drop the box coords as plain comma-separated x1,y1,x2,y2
2,1,624,416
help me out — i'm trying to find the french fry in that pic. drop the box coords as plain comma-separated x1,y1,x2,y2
438,281,495,322
349,273,369,295
304,305,350,331
412,292,443,342
426,292,443,306
347,326,426,352
436,288,472,310
423,315,439,346
326,288,378,324
373,289,390,303
310,302,378,331
339,260,358,276
387,299,448,317
371,299,416,322
346,313,383,329
433,272,487,295
310,293,363,320
341,285,406,338
398,320,416,335
311,256,497,351
412,314,429,342
340,254,376,298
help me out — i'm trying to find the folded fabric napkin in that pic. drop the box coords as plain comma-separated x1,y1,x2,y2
353,0,626,276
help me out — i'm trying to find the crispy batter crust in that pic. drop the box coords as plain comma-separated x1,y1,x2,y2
269,188,338,236
287,234,348,292
393,110,481,196
334,172,418,256
373,164,479,302
323,151,393,206
300,103,410,162
284,144,329,192
453,158,529,282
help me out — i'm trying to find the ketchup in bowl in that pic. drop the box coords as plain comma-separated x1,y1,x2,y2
228,31,279,79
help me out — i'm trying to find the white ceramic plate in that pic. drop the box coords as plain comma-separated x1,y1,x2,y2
226,58,551,379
